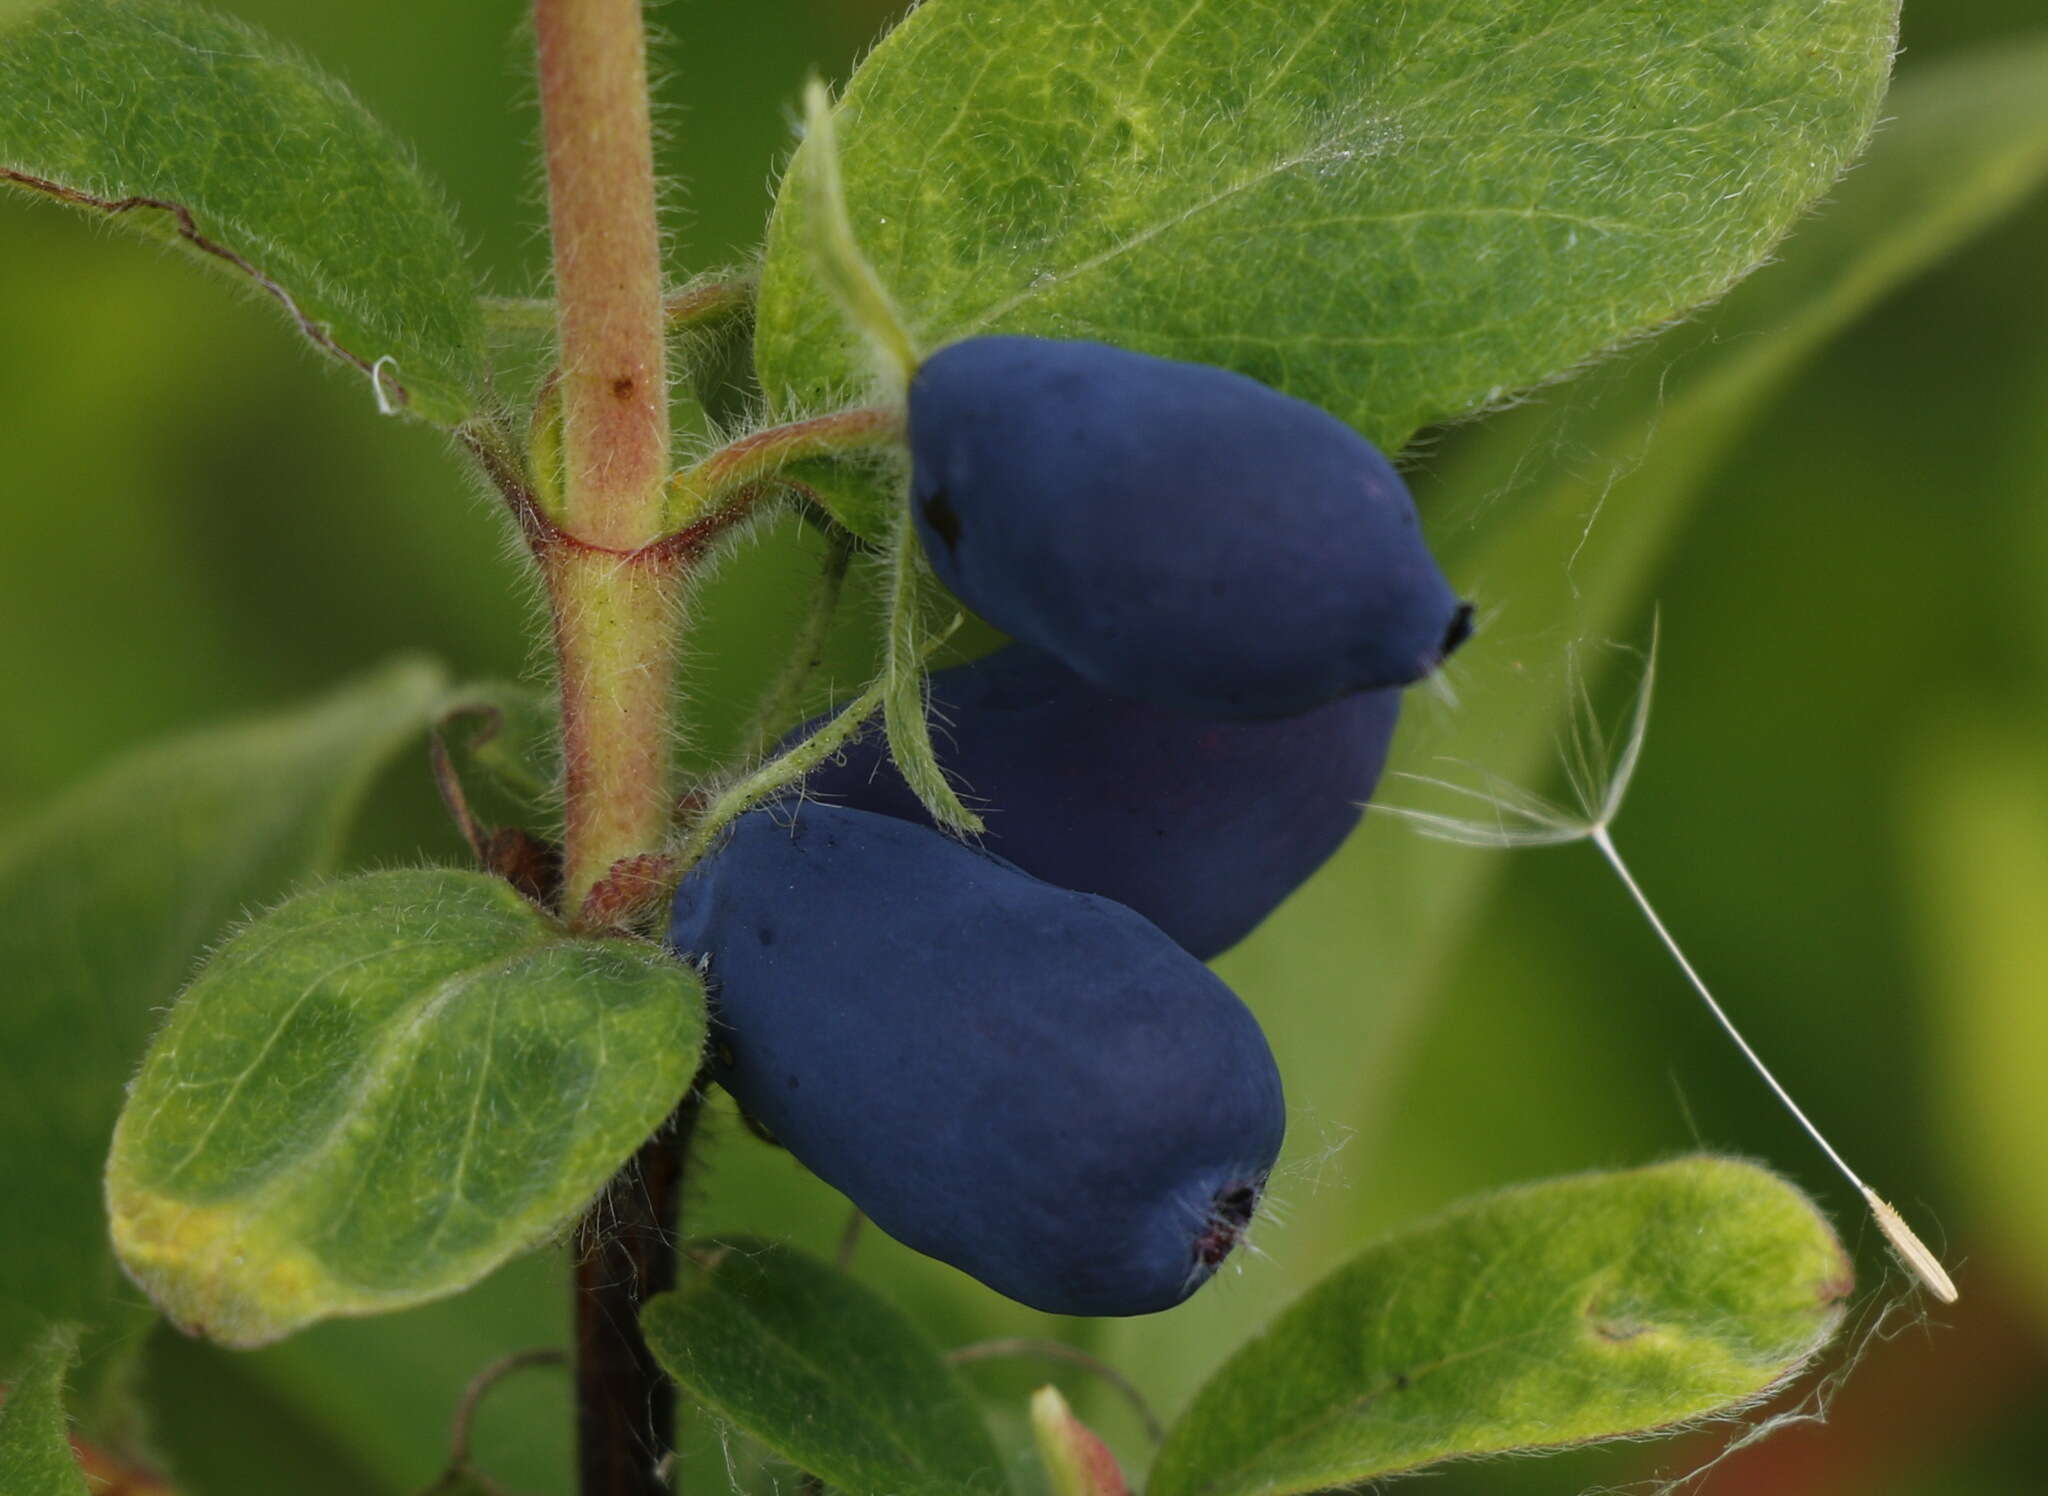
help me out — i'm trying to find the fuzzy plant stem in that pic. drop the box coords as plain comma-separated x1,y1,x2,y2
535,0,675,921
534,1,683,1491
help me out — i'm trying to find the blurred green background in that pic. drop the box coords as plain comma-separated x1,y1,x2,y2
4,1,2046,1492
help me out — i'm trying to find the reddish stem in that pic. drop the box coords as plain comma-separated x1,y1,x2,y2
535,0,676,919
667,405,903,518
535,0,668,552
664,274,756,330
532,5,690,1494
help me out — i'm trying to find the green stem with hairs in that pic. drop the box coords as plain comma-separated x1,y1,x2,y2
882,515,982,835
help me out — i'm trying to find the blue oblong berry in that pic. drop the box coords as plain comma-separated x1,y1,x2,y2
668,803,1286,1317
795,643,1400,959
908,335,1471,718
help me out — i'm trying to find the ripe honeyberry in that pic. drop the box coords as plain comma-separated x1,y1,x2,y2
796,643,1401,959
668,802,1286,1317
908,336,1472,718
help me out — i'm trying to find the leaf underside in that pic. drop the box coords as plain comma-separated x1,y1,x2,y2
106,868,705,1347
755,0,1899,538
643,1237,1010,1495
1146,1157,1850,1496
0,0,487,424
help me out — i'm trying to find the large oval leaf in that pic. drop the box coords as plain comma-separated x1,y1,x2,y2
642,1237,1009,1495
1146,1157,1849,1496
0,0,486,424
0,659,445,1393
107,868,705,1347
755,0,1898,538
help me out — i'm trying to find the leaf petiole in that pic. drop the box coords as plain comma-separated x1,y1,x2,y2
665,405,903,527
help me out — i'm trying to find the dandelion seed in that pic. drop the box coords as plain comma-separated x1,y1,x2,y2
1379,617,1957,1304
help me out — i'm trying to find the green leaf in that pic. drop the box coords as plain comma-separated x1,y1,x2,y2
1147,1158,1849,1496
755,0,1898,538
0,659,446,1393
106,867,705,1348
1435,35,2048,584
0,1326,90,1496
642,1237,1009,1495
0,0,487,424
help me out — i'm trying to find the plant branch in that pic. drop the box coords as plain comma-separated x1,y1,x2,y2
450,1349,569,1469
533,7,694,1495
672,609,967,872
480,273,754,339
573,1092,701,1496
663,271,757,332
535,0,667,552
534,0,677,919
667,405,902,526
671,674,890,872
543,541,681,921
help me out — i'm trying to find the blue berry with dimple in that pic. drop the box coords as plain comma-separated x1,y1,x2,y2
796,642,1401,959
668,802,1285,1317
908,336,1472,719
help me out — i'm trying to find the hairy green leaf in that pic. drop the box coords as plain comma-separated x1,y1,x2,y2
0,0,486,424
106,868,704,1348
1148,1158,1849,1496
0,1326,90,1496
0,659,445,1394
643,1238,1009,1495
756,0,1897,538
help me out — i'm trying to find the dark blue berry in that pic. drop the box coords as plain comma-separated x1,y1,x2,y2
908,336,1470,718
668,803,1286,1317
796,643,1401,959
